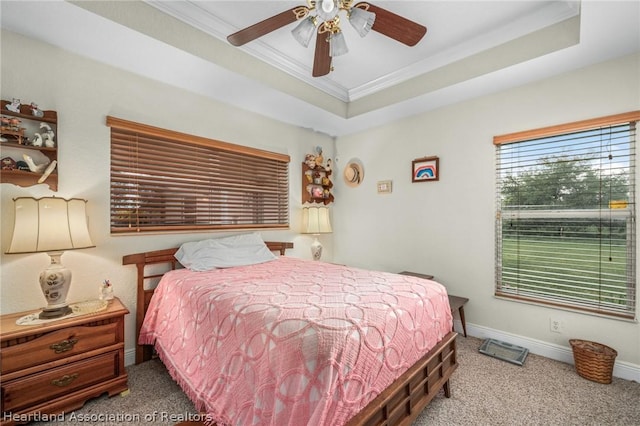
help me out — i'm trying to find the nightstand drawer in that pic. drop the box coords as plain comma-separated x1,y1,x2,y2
2,351,120,412
1,322,118,374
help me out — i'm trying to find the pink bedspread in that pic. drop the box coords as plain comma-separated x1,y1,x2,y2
139,257,452,426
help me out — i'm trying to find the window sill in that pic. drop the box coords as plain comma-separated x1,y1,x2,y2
494,293,637,323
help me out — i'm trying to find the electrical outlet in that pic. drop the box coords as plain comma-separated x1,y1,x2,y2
550,318,562,333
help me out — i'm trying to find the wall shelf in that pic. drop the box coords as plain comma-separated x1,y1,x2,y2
302,162,334,205
1,100,58,191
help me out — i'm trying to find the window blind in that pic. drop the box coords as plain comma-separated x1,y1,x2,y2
108,116,290,233
495,112,639,319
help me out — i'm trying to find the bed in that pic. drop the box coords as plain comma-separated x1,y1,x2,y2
123,238,457,426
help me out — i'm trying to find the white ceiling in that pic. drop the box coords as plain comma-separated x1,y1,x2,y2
1,1,639,137
147,1,579,101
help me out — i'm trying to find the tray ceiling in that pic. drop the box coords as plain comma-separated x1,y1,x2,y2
1,1,639,136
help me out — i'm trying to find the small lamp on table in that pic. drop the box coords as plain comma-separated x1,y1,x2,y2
301,205,332,261
5,197,95,319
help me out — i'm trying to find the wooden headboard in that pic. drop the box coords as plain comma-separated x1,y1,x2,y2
122,241,294,364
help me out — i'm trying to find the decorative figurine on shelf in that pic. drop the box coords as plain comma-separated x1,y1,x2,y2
311,186,324,198
304,153,316,169
31,133,43,147
6,98,21,113
30,102,44,118
40,123,55,147
325,158,332,172
1,157,16,170
9,117,21,131
43,133,55,148
15,161,30,171
22,153,49,173
37,160,57,184
314,146,324,167
99,280,114,301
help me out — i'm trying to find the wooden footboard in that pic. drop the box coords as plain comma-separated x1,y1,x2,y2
175,334,457,426
123,242,458,425
346,331,457,426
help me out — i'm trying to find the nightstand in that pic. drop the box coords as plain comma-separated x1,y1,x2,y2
398,271,469,337
1,298,129,425
398,271,434,280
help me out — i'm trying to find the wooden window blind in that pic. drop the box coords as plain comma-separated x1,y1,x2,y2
108,116,290,233
495,111,639,319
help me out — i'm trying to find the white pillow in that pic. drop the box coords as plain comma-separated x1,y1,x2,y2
175,233,276,271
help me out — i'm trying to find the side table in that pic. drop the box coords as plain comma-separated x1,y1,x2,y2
447,295,469,337
398,271,469,337
1,298,129,425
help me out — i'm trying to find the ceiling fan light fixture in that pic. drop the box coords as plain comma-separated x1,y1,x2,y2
227,1,427,77
348,7,375,37
316,0,339,21
329,30,348,57
292,16,317,47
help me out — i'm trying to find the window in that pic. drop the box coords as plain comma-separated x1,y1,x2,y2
495,112,639,319
108,116,290,233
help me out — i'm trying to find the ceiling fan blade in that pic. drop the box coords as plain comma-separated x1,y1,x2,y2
312,28,331,77
356,2,427,46
227,7,303,46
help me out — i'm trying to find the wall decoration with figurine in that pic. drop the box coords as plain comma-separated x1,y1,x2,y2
0,98,59,190
302,146,334,205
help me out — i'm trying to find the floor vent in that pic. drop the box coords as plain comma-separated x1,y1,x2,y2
479,338,529,366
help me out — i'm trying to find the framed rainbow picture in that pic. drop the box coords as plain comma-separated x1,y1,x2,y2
412,156,439,182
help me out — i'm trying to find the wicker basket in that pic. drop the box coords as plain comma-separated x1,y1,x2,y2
569,339,617,384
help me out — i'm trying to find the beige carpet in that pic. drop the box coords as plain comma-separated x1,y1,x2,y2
36,336,639,425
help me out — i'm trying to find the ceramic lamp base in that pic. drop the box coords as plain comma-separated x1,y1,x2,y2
39,306,72,319
39,252,72,319
310,236,323,261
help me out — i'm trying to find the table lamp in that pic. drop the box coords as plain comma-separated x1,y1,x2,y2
6,197,95,319
302,206,332,261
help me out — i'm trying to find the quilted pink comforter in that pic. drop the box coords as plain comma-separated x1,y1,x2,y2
139,257,452,426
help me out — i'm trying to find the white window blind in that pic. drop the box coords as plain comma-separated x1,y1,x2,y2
108,116,290,233
495,112,639,319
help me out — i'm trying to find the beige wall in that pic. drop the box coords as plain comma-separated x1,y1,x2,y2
332,53,640,367
2,29,639,372
0,30,334,352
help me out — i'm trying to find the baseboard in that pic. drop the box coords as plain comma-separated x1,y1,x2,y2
456,320,640,383
125,347,136,367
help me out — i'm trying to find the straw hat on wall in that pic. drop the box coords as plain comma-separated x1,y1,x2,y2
343,159,364,187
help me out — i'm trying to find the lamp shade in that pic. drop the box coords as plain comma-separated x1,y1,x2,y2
302,206,332,234
329,30,349,57
292,16,317,47
349,7,376,37
7,197,94,254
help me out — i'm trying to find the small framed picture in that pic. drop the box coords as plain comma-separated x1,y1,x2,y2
412,156,439,182
377,180,392,194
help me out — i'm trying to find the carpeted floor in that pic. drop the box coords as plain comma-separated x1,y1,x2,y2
36,335,640,425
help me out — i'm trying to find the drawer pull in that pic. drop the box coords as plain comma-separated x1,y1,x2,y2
51,373,79,387
50,338,78,353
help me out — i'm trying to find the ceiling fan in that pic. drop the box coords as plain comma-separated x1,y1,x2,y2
227,0,427,77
